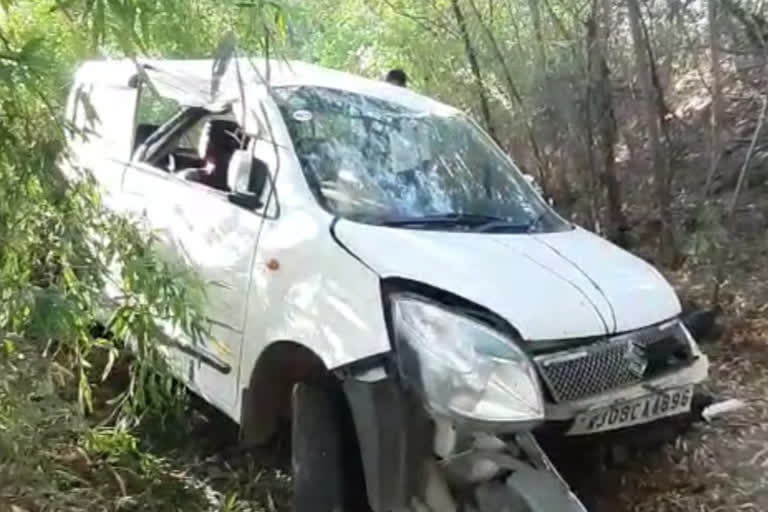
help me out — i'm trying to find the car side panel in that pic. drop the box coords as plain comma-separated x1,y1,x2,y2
235,207,392,420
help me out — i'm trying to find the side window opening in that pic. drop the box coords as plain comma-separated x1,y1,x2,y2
138,104,252,195
132,81,268,201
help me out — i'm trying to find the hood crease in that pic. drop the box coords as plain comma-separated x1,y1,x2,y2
531,236,619,334
490,238,612,336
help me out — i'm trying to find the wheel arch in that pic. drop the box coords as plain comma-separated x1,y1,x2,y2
239,339,329,446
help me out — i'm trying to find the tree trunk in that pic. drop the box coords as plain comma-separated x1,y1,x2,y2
638,13,675,192
584,9,601,232
450,0,498,143
627,0,676,264
703,0,724,198
586,2,627,245
528,0,546,76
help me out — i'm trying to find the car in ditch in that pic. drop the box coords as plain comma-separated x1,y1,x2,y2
62,55,711,512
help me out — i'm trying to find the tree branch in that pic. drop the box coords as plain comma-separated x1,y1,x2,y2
376,0,457,38
711,95,768,305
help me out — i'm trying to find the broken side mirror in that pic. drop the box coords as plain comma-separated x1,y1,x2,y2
227,149,269,210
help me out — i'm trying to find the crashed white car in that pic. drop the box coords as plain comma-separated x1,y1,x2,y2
64,57,710,512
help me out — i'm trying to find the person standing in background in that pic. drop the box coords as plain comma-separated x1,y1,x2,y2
385,69,408,87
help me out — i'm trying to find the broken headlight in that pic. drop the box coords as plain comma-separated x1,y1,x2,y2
391,295,544,429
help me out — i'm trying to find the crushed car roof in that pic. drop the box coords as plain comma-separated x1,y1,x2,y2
74,58,458,116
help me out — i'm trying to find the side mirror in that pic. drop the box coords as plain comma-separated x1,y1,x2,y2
227,149,268,210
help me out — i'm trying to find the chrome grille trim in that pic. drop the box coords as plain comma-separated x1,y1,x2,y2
533,321,691,403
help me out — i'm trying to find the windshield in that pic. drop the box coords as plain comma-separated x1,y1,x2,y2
274,86,568,233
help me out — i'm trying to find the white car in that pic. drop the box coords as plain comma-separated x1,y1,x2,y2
64,57,710,512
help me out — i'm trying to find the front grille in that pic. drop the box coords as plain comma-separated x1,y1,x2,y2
533,321,694,403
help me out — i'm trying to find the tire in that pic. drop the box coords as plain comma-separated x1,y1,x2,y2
291,379,369,512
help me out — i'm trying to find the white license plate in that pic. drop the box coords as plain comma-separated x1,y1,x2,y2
567,385,694,436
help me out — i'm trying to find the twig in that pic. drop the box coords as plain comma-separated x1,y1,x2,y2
375,0,457,38
728,96,768,215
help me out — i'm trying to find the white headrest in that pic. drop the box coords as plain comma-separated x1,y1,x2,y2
227,149,252,192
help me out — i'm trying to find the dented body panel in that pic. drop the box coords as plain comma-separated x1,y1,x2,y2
333,220,682,341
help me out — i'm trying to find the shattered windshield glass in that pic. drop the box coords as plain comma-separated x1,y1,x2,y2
273,86,567,232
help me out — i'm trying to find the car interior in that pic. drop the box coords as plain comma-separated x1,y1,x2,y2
133,108,254,194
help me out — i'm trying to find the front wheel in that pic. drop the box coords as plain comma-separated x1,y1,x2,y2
291,379,369,512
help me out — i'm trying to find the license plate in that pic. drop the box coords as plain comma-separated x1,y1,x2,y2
566,385,694,436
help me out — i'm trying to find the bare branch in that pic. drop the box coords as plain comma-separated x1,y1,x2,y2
712,95,768,305
376,0,458,38
450,0,498,142
728,96,767,215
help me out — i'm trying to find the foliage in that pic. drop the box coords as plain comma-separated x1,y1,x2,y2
0,348,259,511
0,2,292,508
0,0,262,421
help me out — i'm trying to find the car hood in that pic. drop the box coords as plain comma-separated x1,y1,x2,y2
334,221,681,341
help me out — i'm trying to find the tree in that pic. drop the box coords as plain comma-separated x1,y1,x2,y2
528,0,547,79
449,0,498,143
626,0,677,263
586,0,627,245
466,0,551,191
703,0,725,198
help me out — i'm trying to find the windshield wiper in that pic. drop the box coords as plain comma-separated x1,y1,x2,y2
379,213,509,228
527,212,546,233
474,212,546,234
378,213,540,233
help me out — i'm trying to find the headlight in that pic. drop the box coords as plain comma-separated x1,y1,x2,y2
391,294,544,428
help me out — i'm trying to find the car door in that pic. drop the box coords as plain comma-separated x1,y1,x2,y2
120,165,199,385
165,170,264,414
122,111,265,418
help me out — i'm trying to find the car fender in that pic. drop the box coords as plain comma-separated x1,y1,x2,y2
237,209,392,420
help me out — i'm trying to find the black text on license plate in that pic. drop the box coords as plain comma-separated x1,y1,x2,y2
569,386,694,435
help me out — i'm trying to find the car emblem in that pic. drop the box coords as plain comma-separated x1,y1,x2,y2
624,340,648,378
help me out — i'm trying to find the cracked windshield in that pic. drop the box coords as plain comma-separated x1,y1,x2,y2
274,86,564,232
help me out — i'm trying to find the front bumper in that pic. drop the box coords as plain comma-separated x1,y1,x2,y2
544,354,709,421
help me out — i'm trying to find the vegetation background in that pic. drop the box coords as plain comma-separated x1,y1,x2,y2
1,0,768,510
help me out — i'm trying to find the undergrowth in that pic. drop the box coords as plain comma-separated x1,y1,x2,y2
0,345,293,512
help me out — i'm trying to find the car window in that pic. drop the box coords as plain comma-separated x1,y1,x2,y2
138,106,250,194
